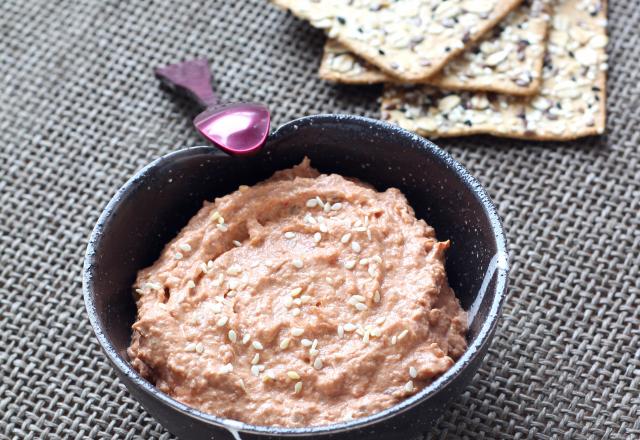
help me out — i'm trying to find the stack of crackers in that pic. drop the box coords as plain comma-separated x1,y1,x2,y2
270,0,607,140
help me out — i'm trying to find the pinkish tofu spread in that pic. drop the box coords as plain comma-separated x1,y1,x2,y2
128,158,468,427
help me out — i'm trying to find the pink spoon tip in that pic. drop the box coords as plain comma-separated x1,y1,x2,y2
155,59,271,156
194,103,271,156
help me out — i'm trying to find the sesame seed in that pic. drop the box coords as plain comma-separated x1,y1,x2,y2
355,303,368,311
251,365,260,376
314,232,322,243
309,348,319,357
363,330,370,343
404,381,414,393
252,341,264,350
368,265,376,277
221,363,234,373
242,334,251,344
216,224,228,232
343,323,356,332
301,339,312,347
391,336,397,345
341,233,352,244
409,367,417,378
284,231,296,239
185,342,196,352
291,328,304,337
372,255,383,263
227,265,242,275
351,242,361,253
228,330,237,343
143,282,162,291
306,198,318,208
294,381,302,394
352,295,366,302
239,379,246,393
179,243,192,252
367,229,372,241
398,329,409,340
280,338,291,349
376,316,386,325
290,287,302,297
311,339,318,350
283,296,293,308
287,371,300,380
251,353,260,365
356,327,365,336
331,202,342,211
338,325,344,338
174,252,183,260
315,196,324,207
211,303,223,313
207,260,215,269
344,260,356,270
291,308,301,317
263,371,276,382
292,259,304,269
211,211,221,221
319,223,329,233
293,298,302,306
353,226,367,232
313,358,323,370
195,343,204,353
216,316,229,327
300,295,311,304
370,328,381,337
186,280,196,289
304,214,317,224
324,203,331,213
218,216,225,225
373,291,381,303
359,258,369,266
233,240,242,247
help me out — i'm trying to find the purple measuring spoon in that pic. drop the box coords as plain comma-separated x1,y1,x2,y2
155,59,270,155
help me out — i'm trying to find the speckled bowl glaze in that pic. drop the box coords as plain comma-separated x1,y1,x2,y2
83,114,508,440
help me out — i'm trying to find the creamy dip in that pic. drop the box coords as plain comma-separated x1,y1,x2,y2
128,158,467,427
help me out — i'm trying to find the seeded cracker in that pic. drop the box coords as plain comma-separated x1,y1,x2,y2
381,0,607,140
270,0,524,82
320,0,553,96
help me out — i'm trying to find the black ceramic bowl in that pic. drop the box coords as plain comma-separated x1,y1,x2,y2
83,114,508,440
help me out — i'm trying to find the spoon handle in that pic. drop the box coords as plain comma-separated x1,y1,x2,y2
155,59,218,108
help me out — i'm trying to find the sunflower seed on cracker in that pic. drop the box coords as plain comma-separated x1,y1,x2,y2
270,0,523,82
381,0,607,141
319,0,553,96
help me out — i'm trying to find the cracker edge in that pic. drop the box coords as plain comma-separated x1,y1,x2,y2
272,0,524,82
319,3,551,96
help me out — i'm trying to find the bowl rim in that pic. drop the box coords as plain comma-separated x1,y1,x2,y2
83,113,509,437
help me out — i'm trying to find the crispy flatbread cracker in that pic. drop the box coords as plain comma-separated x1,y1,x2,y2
320,0,553,96
381,0,607,140
271,0,523,82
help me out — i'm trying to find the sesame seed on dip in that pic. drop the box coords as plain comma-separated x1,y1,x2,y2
128,158,467,427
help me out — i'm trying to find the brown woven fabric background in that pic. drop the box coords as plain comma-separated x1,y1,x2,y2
0,0,638,438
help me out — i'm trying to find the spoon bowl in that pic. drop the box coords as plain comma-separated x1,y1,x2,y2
156,59,271,156
193,102,270,155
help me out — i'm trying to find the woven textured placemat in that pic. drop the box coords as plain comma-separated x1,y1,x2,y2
0,0,638,438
